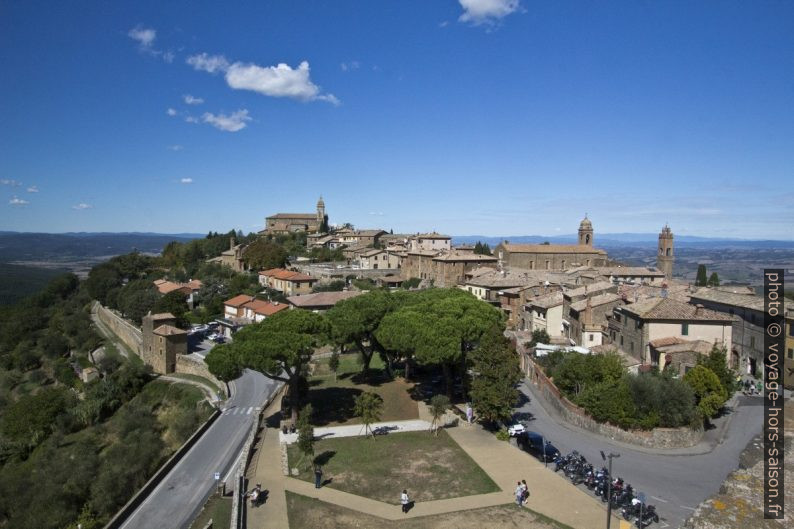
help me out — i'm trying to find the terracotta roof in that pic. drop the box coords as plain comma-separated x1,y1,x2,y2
185,279,203,290
465,270,536,288
649,336,689,348
565,281,615,298
267,213,317,219
433,252,498,263
528,292,564,309
407,250,441,257
153,324,187,336
621,298,734,322
356,229,386,237
570,293,622,312
259,268,316,282
360,248,386,257
150,312,175,320
501,243,607,255
287,290,361,308
689,288,766,312
653,339,714,355
243,299,289,316
415,232,451,239
598,266,665,277
224,294,254,307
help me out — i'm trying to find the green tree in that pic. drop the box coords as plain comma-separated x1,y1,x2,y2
468,325,521,425
529,328,551,347
328,351,340,382
684,365,727,420
576,377,637,429
296,404,315,468
116,279,159,324
707,272,720,287
205,343,242,396
1,387,75,455
429,394,451,436
153,290,190,328
473,241,492,255
242,238,289,270
312,280,346,292
225,309,328,422
695,264,708,286
401,277,421,290
354,391,383,438
552,352,624,398
698,344,736,396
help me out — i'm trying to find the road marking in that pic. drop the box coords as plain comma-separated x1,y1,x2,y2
651,495,669,503
680,505,696,511
246,407,252,415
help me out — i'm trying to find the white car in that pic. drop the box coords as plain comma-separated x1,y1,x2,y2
508,423,526,437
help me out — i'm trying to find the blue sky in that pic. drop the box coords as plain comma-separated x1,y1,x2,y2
1,1,792,238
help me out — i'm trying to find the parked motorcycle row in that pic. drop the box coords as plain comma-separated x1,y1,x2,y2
552,450,661,528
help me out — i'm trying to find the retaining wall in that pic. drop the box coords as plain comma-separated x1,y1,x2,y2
523,353,703,449
176,354,226,396
93,302,143,355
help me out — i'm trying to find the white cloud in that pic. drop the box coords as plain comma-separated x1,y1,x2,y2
1,179,21,186
439,20,450,28
163,50,175,63
188,53,339,105
72,203,92,210
186,53,230,74
180,177,193,184
183,94,204,105
368,211,385,216
185,116,199,124
458,0,520,25
128,26,156,48
167,145,184,151
201,109,251,132
167,107,178,116
9,196,29,206
225,60,339,104
340,61,360,72
27,186,38,193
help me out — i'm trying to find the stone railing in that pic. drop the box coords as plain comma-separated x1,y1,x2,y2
524,354,703,449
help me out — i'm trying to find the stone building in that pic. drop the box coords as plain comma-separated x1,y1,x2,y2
401,250,497,286
208,237,248,272
264,196,326,234
141,312,187,374
494,216,609,270
567,293,624,348
656,224,674,280
608,297,733,367
688,288,766,377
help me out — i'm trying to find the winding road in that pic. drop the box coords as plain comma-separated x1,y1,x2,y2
514,380,763,529
119,369,280,529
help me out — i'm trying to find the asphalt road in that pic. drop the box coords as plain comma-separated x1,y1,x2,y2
513,380,763,529
120,369,280,529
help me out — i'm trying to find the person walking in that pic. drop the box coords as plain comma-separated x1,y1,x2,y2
521,479,529,504
515,481,524,506
314,466,323,489
401,489,410,514
466,403,473,425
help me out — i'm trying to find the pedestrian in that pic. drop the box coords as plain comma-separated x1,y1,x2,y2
466,403,473,425
756,380,762,395
401,489,410,514
521,479,529,503
314,466,323,489
515,481,523,506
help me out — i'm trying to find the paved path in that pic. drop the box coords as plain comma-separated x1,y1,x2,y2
120,370,278,529
158,375,222,405
515,378,764,529
246,405,621,528
279,419,432,444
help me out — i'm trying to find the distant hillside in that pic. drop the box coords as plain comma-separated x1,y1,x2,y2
0,231,204,262
0,262,69,305
453,234,794,249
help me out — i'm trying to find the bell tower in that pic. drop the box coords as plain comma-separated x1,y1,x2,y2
657,224,674,280
578,214,593,247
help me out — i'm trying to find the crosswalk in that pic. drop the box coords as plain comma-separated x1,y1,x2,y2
221,406,259,416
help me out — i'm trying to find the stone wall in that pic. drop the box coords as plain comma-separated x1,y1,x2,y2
523,351,703,449
93,302,143,356
175,354,225,394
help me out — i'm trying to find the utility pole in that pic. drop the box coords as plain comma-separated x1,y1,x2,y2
601,451,620,529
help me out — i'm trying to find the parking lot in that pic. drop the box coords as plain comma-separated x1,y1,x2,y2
187,324,230,358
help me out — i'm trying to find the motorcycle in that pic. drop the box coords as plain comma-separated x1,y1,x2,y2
635,505,659,528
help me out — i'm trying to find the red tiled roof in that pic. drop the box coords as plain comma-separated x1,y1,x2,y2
259,268,316,282
153,324,187,336
649,336,689,348
224,294,254,307
501,243,607,255
243,299,289,316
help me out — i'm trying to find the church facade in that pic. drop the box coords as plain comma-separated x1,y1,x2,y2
494,216,609,270
264,196,327,234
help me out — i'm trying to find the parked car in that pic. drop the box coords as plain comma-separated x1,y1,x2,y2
517,431,560,462
508,423,526,437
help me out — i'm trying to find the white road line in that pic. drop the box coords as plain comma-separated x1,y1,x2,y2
246,407,253,415
680,505,697,511
651,495,669,503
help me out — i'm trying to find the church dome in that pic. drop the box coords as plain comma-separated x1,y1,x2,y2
317,196,325,208
579,215,592,229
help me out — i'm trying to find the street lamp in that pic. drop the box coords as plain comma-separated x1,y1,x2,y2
600,450,620,529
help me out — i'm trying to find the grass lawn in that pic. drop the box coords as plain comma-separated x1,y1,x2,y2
168,372,224,396
306,353,418,426
287,429,499,504
189,493,231,529
286,491,574,529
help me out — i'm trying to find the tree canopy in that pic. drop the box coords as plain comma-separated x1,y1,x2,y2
468,325,521,425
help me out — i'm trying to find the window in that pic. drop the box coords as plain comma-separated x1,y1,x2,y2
545,260,551,270
620,336,624,346
635,319,640,330
589,334,594,341
681,323,689,336
788,349,794,360
750,336,755,349
789,324,794,338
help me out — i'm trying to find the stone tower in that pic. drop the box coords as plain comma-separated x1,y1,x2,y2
316,196,326,224
657,224,674,280
578,215,594,247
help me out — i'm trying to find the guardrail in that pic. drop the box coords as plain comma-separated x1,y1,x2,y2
103,408,222,529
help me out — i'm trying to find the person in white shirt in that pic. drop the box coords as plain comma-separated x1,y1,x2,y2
401,489,410,513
